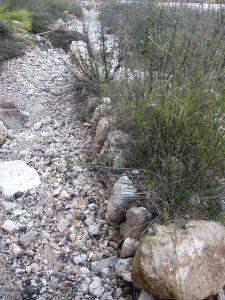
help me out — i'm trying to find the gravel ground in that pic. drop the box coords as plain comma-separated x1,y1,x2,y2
0,40,133,299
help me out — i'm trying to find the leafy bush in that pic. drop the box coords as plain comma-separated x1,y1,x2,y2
5,0,82,30
71,27,123,95
0,18,26,64
0,5,31,30
31,12,52,33
0,37,24,62
0,20,12,38
4,0,83,33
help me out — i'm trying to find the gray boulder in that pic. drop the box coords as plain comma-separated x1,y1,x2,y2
120,237,139,258
107,175,137,225
101,130,130,171
120,206,149,239
90,104,112,131
91,256,119,273
0,120,7,145
93,117,111,153
115,258,133,282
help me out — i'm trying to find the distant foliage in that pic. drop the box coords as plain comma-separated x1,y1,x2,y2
0,5,31,30
71,26,123,95
3,0,83,33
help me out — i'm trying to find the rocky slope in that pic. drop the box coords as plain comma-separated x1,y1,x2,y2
0,29,132,300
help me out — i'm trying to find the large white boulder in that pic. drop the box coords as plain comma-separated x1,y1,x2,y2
0,160,40,198
132,220,225,300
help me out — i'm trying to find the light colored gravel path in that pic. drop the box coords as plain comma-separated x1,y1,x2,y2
0,43,132,299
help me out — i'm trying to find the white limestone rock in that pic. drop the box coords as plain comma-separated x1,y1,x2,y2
18,231,37,248
1,220,18,234
88,224,100,236
93,117,111,152
57,219,69,232
120,206,149,239
0,160,40,198
9,243,23,257
89,276,104,297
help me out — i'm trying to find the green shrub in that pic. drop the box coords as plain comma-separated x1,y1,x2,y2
0,38,24,62
100,2,225,71
0,17,27,64
31,12,52,33
66,0,83,19
3,0,31,10
139,6,225,82
0,20,12,38
2,0,83,33
114,76,225,219
0,5,31,30
97,2,225,220
4,0,83,23
71,26,123,95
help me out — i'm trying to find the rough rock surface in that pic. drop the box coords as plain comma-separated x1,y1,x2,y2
138,290,155,300
120,237,139,258
90,104,112,131
101,130,130,171
116,258,133,282
107,175,137,225
93,117,111,152
132,220,225,300
120,206,149,239
0,120,7,145
0,28,133,299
